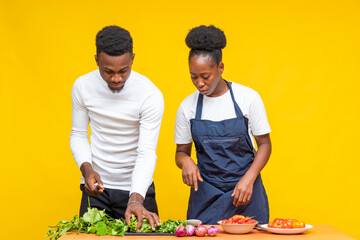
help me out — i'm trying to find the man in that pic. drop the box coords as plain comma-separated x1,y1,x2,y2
70,25,164,231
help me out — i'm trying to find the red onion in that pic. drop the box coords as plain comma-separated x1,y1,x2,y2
175,225,186,237
210,226,219,233
186,224,195,236
195,225,207,237
207,226,218,236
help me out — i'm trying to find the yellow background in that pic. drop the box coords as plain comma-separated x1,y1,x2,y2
1,0,359,239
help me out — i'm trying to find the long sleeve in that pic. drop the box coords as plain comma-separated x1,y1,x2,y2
130,91,164,198
70,79,92,168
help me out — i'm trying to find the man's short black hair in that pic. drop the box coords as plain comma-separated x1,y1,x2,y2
96,25,133,56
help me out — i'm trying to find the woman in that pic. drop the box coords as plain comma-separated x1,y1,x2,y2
174,25,272,224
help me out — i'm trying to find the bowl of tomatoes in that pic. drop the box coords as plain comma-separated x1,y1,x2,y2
217,215,258,234
260,218,313,234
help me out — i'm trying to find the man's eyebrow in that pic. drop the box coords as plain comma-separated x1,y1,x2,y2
102,67,113,71
102,66,130,72
119,66,130,71
190,71,210,75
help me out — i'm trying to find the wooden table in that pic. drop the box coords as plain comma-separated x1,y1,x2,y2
60,224,355,239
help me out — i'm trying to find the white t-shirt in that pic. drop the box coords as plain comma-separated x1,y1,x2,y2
174,82,271,148
70,69,164,198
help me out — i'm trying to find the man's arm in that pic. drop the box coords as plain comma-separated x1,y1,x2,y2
70,79,104,196
125,90,164,231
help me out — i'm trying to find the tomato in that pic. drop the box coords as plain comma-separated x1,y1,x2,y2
268,222,282,228
231,215,245,220
284,219,297,225
227,219,234,224
292,221,305,228
243,217,251,223
271,218,306,228
222,215,257,225
273,222,283,228
282,222,292,228
298,222,305,228
273,218,284,223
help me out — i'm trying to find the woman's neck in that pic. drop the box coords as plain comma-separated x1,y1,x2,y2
209,79,229,97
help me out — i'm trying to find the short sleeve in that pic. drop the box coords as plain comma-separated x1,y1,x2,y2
174,104,193,144
248,92,271,136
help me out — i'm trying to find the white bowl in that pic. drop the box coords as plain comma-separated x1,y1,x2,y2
217,221,257,234
185,219,202,226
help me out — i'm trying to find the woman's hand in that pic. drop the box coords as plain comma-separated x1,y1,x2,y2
231,133,271,206
181,157,203,191
175,143,203,191
231,177,254,206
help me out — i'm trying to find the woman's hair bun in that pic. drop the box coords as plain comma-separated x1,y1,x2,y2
185,25,226,51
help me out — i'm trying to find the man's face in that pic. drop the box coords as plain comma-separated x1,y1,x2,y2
95,52,135,92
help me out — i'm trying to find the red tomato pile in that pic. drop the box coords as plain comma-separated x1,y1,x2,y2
220,215,257,224
268,218,306,229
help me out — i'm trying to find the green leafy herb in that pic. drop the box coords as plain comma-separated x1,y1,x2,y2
156,219,188,233
46,198,187,239
95,221,108,236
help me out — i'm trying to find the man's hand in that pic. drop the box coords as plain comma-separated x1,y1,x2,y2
80,162,104,197
125,193,160,232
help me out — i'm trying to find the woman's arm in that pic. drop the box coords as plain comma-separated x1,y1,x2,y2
231,133,272,206
176,143,203,191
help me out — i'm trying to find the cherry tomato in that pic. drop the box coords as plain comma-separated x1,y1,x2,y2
231,215,245,220
267,222,275,228
222,215,257,224
244,217,251,223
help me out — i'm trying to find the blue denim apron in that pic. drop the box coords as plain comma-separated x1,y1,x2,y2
187,81,269,224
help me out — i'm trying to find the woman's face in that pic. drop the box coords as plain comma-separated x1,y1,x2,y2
189,54,224,97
